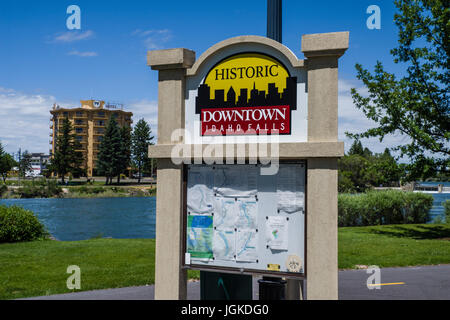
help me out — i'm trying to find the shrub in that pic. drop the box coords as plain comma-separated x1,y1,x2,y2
74,186,106,194
338,190,433,227
0,184,7,196
443,200,450,224
16,178,62,198
0,205,48,242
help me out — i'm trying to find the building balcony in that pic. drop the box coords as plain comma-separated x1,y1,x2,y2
93,115,107,120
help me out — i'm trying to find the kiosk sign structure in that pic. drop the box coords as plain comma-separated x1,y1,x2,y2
148,33,349,300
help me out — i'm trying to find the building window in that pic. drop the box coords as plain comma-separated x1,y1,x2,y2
76,128,83,133
76,136,83,142
75,120,84,125
97,111,105,117
76,111,84,117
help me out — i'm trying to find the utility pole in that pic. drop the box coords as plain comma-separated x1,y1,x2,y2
267,0,282,43
18,148,21,186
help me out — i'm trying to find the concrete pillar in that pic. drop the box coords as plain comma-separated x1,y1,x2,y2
302,32,349,300
148,48,195,300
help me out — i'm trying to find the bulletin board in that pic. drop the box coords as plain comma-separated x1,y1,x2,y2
183,162,306,278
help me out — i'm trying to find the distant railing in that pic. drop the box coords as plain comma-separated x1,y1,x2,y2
414,184,449,193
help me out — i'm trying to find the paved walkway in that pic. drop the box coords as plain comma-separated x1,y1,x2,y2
21,265,450,300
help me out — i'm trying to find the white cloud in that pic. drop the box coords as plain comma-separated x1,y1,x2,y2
126,99,158,141
0,88,159,154
49,30,95,43
0,87,77,154
338,79,410,155
131,29,172,50
67,50,98,57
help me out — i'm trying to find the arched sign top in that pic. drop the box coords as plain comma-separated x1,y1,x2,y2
203,52,291,103
186,35,304,77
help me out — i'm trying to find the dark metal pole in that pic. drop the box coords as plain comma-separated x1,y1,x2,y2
267,0,282,43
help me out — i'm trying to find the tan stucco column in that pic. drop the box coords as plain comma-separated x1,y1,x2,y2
148,48,195,300
302,32,349,300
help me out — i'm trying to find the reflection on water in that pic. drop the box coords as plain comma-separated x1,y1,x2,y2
0,197,156,241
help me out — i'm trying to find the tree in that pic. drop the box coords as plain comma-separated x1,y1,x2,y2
0,142,16,183
96,118,121,185
349,0,449,181
132,119,154,184
339,142,405,192
348,140,364,156
365,149,403,187
338,154,370,193
116,125,132,184
18,151,32,178
49,117,84,183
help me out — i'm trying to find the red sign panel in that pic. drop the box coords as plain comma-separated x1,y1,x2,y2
201,105,290,136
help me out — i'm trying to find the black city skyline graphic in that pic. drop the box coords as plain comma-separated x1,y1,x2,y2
195,76,297,114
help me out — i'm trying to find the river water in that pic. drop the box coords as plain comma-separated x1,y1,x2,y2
0,183,448,241
0,197,156,241
418,182,450,222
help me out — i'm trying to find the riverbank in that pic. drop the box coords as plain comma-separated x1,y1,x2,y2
1,223,450,300
0,184,156,199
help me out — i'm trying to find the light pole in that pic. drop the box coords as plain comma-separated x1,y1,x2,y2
267,0,282,43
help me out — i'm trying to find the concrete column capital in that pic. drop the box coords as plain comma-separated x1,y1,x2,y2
147,48,196,70
301,31,349,59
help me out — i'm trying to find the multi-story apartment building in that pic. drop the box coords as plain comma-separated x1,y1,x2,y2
29,153,50,177
50,100,133,177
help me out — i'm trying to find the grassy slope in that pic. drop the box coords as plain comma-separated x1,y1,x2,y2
1,224,450,299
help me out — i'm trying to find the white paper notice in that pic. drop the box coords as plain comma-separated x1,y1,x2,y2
214,166,257,197
266,216,288,250
187,166,214,214
214,198,237,229
236,199,258,229
277,165,305,214
236,229,258,262
213,228,235,261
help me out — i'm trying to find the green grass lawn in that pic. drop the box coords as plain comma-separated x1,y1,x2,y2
0,238,199,300
1,224,450,300
339,224,450,269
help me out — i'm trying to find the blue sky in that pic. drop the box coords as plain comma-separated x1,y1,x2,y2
0,0,409,155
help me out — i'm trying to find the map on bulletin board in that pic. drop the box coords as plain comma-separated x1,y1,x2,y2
185,163,306,277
